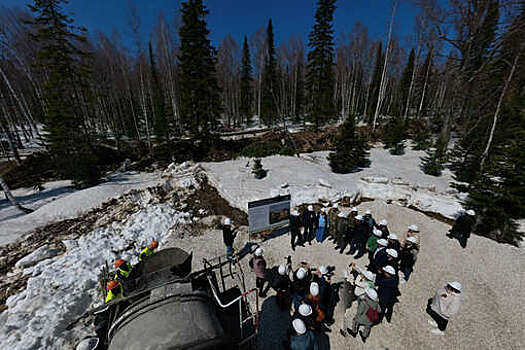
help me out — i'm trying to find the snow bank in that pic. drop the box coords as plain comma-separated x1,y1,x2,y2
0,204,190,350
202,147,463,219
0,172,162,246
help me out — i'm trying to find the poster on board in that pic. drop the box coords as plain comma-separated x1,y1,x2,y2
248,194,291,235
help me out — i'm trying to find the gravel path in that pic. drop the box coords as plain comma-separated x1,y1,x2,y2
166,201,525,350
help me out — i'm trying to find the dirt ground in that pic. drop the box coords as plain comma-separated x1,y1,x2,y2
166,200,524,350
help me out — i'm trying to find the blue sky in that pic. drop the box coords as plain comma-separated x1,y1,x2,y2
2,0,422,50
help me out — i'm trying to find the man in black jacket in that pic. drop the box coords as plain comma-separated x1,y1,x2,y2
375,265,399,323
221,218,237,259
302,205,317,245
290,209,303,250
448,209,476,248
351,215,369,259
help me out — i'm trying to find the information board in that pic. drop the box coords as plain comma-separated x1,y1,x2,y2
248,195,291,234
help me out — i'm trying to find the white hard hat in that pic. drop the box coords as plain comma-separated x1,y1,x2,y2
298,303,313,316
364,287,378,301
377,239,389,246
337,211,346,218
386,249,398,258
254,247,263,256
318,265,328,275
388,233,399,241
310,282,319,296
373,229,382,237
363,271,375,281
466,209,476,216
406,236,417,244
296,268,307,280
278,264,286,276
292,318,307,335
383,265,396,275
332,203,339,209
365,210,372,215
308,205,314,211
379,219,388,226
320,208,327,213
447,281,462,292
408,224,419,232
351,207,358,212
355,215,364,221
224,218,231,226
291,210,300,216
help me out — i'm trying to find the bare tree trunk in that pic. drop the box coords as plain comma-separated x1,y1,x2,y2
480,52,520,170
417,47,433,119
0,176,33,213
373,0,397,131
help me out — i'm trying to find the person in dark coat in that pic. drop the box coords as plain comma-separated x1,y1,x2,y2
448,209,476,248
350,215,369,259
327,204,339,241
250,247,271,297
302,205,317,245
400,236,419,283
220,218,237,259
375,265,398,323
288,318,319,350
387,233,401,254
290,209,303,250
292,266,312,309
363,210,376,236
370,239,389,273
272,264,292,310
376,219,390,239
334,212,348,253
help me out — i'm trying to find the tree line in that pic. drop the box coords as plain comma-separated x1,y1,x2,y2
0,0,524,244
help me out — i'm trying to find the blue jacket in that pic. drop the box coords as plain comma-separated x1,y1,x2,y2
290,330,318,350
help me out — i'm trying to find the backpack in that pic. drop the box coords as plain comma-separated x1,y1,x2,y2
366,306,379,322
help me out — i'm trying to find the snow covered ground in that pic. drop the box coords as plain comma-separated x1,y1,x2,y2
0,171,162,246
202,147,463,219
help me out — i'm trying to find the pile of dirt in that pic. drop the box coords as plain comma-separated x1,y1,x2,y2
185,176,248,226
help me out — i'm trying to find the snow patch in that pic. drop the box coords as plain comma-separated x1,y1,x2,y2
14,245,62,269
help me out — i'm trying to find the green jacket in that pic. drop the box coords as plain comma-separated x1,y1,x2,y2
354,294,381,326
367,235,379,252
328,210,339,235
336,217,348,238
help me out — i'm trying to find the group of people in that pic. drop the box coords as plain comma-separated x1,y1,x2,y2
245,204,464,349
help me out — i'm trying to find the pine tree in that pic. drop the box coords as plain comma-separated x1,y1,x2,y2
383,115,406,155
421,147,444,176
149,41,168,140
178,0,222,136
328,115,370,173
306,0,337,130
399,48,415,115
240,35,253,126
260,19,278,126
28,0,100,187
252,158,266,179
368,42,383,120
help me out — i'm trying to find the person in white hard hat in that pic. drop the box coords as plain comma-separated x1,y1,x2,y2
302,205,317,245
375,265,399,323
334,211,349,253
293,303,316,331
400,236,419,283
272,263,292,311
249,247,271,297
427,281,462,335
350,215,368,259
221,217,237,259
306,282,326,327
363,210,376,236
448,209,476,248
288,318,317,350
387,233,401,253
366,228,383,261
327,203,340,241
377,219,390,239
292,264,312,309
370,238,389,273
341,287,381,343
315,207,329,243
290,209,304,250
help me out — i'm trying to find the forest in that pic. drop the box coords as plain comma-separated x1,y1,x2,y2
0,0,524,244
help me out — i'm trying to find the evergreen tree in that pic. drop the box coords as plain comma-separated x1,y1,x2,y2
240,35,253,126
399,48,415,115
149,41,168,140
368,42,383,120
306,0,337,130
421,146,444,176
294,54,305,123
178,0,222,136
383,115,406,155
328,115,370,173
252,158,266,179
28,0,100,187
260,19,278,126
